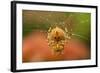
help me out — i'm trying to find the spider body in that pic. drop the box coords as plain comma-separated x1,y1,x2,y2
47,26,71,54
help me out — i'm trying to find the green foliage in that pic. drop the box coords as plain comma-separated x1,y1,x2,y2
72,13,91,44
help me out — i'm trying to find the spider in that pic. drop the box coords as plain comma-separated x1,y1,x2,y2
47,26,72,55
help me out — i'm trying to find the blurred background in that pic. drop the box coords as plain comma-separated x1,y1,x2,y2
22,10,91,63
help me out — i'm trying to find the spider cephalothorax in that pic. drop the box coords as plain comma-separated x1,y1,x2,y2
47,26,71,55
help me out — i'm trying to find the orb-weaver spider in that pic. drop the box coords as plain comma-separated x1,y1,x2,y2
47,26,72,55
